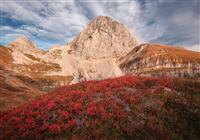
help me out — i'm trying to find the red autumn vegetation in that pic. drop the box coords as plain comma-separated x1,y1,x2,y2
0,76,200,140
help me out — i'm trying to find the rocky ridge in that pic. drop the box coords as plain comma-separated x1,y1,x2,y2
119,44,200,77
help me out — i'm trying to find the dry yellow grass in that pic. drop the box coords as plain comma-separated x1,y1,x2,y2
143,44,200,63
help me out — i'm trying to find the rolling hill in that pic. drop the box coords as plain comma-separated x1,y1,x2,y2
0,75,199,139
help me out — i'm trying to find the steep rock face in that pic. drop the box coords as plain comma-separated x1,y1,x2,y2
68,16,139,59
119,44,200,77
46,45,63,61
55,47,122,83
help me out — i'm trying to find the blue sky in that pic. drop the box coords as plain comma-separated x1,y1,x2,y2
0,0,199,51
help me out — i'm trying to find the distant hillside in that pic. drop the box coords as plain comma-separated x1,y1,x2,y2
119,44,200,77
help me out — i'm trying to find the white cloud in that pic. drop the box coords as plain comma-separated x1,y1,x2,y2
0,0,91,48
1,0,43,24
184,44,200,52
0,0,199,51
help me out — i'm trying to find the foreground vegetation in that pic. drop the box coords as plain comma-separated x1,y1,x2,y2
0,76,200,140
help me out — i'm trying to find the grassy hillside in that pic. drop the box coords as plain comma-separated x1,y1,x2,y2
0,76,200,139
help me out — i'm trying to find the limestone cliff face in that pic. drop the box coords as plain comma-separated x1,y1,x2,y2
119,44,200,77
68,16,139,59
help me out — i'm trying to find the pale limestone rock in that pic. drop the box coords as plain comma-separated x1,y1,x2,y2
9,36,36,51
68,16,139,59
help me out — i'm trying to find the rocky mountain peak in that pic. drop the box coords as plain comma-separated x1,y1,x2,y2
69,16,139,59
88,16,121,32
9,36,37,51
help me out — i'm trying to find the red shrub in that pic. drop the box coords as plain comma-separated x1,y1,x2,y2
0,75,199,139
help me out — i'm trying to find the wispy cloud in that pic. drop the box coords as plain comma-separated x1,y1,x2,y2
0,0,199,51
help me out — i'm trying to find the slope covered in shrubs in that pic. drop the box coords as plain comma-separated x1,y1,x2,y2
0,76,200,140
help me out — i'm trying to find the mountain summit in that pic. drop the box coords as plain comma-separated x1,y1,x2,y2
69,16,139,59
9,36,37,51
